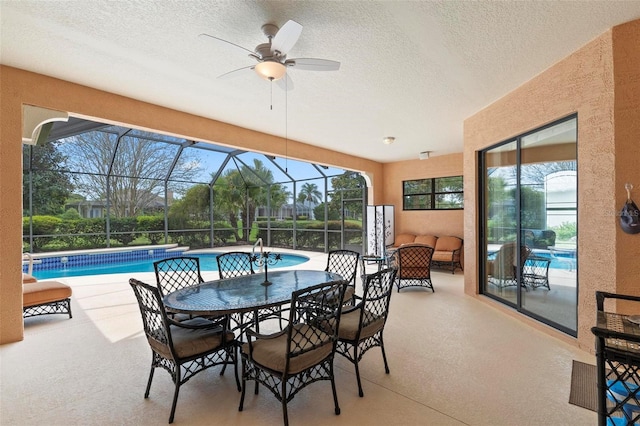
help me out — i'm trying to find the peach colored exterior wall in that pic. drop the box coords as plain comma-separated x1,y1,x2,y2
0,66,384,344
613,20,640,312
381,153,464,238
464,19,640,351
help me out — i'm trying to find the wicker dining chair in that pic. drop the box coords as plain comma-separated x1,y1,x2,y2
129,278,240,424
216,251,282,330
153,256,209,322
336,267,397,397
154,256,204,295
487,242,531,289
238,280,348,426
216,252,255,279
325,249,360,305
393,244,435,292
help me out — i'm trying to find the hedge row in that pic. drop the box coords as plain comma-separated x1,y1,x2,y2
23,215,234,252
255,220,363,252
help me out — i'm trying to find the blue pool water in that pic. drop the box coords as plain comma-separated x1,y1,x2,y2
30,252,310,279
530,250,577,270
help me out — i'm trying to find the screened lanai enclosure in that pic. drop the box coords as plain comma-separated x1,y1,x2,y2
23,118,367,254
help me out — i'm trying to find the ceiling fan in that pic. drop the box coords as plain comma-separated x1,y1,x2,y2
199,20,340,90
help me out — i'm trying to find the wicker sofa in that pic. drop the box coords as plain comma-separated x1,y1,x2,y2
388,233,463,274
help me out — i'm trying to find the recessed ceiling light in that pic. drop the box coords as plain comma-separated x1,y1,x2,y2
383,136,395,145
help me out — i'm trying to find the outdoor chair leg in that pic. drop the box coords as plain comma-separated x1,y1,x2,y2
169,370,181,424
353,346,364,397
330,363,341,415
145,364,155,398
238,364,247,412
233,346,241,392
281,381,289,426
380,336,390,374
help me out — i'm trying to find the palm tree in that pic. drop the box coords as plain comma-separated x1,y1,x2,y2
298,182,322,219
214,159,291,241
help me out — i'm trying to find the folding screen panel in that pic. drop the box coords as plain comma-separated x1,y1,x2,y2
366,205,394,256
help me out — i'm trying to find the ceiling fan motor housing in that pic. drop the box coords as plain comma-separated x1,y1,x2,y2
255,43,279,60
261,23,279,38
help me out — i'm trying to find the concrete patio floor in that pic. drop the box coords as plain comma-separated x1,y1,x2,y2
1,246,595,425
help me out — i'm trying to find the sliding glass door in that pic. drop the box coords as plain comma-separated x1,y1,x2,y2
480,115,577,336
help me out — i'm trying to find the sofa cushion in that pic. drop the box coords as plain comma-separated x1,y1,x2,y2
414,235,437,247
394,233,416,246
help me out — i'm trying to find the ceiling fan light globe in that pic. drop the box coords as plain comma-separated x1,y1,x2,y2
255,61,286,81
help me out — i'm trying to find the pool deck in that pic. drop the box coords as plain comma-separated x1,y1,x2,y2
4,245,595,425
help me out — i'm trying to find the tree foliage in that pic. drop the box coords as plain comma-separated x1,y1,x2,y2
327,172,365,220
59,130,200,217
169,184,215,229
297,182,322,217
213,159,290,241
23,142,74,216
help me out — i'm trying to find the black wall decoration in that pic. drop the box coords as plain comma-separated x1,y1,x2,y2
620,183,640,234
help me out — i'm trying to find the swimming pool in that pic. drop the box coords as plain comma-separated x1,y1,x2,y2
28,251,310,279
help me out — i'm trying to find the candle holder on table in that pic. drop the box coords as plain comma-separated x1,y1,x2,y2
251,252,282,286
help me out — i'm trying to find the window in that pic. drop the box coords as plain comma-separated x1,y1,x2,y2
403,176,463,210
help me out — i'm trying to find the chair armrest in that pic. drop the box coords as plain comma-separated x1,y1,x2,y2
595,291,640,311
168,317,223,331
342,296,364,315
246,327,288,340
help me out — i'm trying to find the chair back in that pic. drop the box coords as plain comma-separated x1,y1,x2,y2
216,252,255,279
325,250,360,286
358,268,396,335
284,280,347,369
153,256,203,297
396,244,434,279
493,242,531,280
129,278,175,360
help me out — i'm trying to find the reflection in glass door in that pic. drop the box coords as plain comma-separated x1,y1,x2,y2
480,115,578,336
482,141,518,306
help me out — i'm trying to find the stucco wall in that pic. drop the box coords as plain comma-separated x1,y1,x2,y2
381,153,464,238
0,66,384,344
464,19,640,351
613,20,640,311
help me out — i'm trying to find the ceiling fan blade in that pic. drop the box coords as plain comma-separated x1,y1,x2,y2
271,20,302,56
199,33,255,56
285,58,340,71
217,65,255,80
276,74,294,91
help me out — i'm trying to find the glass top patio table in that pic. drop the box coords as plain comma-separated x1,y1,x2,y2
163,269,343,317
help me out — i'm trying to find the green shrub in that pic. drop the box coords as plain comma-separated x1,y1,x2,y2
60,208,81,220
23,216,61,251
110,217,137,246
254,220,363,251
213,221,234,245
137,215,165,244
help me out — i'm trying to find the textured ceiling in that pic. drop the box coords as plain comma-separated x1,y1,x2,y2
2,1,639,163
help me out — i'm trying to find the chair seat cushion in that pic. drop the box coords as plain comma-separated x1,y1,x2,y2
432,251,455,262
343,286,355,303
23,281,72,307
338,308,384,341
242,323,332,374
434,236,462,252
150,318,235,359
